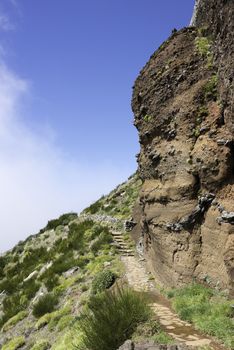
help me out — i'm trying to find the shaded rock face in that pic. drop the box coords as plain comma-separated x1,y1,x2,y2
132,0,234,294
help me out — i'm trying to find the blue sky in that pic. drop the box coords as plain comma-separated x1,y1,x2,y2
0,0,195,252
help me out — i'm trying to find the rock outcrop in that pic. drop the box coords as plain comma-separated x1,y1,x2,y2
132,0,234,294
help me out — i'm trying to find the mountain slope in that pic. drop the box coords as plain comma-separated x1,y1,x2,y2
0,174,141,349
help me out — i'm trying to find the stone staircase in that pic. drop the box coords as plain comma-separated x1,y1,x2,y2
111,231,134,256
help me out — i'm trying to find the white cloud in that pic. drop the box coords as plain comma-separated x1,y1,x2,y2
0,13,14,31
0,60,130,253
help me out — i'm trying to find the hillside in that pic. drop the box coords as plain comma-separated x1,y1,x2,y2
0,174,146,349
1,0,234,349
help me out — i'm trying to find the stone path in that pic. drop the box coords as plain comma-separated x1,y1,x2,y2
85,213,224,350
112,231,134,256
121,256,218,348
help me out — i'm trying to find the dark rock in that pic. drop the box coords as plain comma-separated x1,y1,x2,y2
125,219,137,231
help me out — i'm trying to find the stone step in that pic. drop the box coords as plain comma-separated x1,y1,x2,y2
112,232,123,236
118,249,134,253
121,252,134,256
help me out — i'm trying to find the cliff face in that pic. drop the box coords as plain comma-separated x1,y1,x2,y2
132,0,234,294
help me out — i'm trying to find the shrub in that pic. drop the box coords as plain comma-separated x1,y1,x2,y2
23,279,41,300
75,286,151,350
56,315,74,331
2,336,25,350
204,74,218,100
84,200,103,214
195,36,211,56
0,255,7,278
2,310,27,332
92,270,116,294
0,293,24,328
41,212,78,232
43,274,60,291
31,340,50,350
32,293,58,318
90,228,113,254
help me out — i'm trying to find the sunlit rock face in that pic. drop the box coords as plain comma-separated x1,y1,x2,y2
132,0,234,295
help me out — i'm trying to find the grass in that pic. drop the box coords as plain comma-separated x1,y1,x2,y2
2,336,25,350
33,293,59,318
167,283,234,348
2,310,28,332
132,319,174,345
35,304,71,329
31,340,50,350
51,331,77,350
75,286,151,350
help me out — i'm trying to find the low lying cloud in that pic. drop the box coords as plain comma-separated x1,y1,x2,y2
0,60,130,253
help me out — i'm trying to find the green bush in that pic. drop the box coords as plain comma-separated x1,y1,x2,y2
90,228,113,254
23,279,41,300
43,274,60,291
31,340,50,350
2,310,27,332
84,200,103,214
0,293,24,328
41,212,78,232
92,270,116,294
2,336,25,350
32,293,59,318
204,74,218,100
75,286,151,350
195,36,211,56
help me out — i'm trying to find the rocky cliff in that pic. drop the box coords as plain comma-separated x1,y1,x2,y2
132,0,234,294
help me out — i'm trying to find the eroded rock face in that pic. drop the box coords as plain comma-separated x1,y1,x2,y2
132,0,234,294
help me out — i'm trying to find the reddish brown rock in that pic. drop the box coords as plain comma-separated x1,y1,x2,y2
131,0,234,295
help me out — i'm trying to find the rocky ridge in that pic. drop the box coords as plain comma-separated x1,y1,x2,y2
131,0,234,294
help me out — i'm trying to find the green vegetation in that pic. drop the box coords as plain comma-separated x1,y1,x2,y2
167,283,234,348
56,314,74,331
91,269,116,294
32,293,59,318
35,304,72,329
143,114,152,122
204,74,218,100
195,35,214,69
40,212,78,233
83,173,141,219
132,319,174,344
2,310,27,332
75,286,151,350
153,332,174,344
192,126,201,138
0,174,141,348
84,199,103,214
90,227,113,254
195,36,211,56
2,336,25,350
31,340,50,350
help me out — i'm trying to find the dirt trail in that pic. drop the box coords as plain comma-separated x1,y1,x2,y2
121,255,224,349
